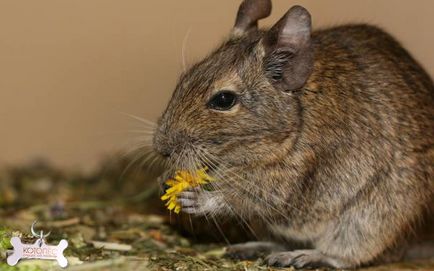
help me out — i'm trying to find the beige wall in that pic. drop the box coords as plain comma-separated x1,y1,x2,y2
0,0,433,170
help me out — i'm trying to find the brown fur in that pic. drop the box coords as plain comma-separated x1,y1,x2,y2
153,1,434,268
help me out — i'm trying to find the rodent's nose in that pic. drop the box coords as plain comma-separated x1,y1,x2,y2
155,146,171,158
153,127,191,158
153,134,172,158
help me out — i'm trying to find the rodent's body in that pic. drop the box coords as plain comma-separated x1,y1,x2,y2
153,1,433,268
253,24,434,265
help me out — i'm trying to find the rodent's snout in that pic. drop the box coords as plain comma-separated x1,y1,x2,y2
153,127,192,159
154,145,171,158
152,131,172,158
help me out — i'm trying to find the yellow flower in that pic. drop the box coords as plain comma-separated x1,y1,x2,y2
161,168,214,214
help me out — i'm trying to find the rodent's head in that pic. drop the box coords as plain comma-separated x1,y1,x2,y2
153,0,313,172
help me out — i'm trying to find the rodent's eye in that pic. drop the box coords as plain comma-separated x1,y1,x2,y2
207,91,238,111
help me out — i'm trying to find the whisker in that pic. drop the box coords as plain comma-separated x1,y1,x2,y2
125,129,156,135
181,27,192,73
122,138,153,159
189,146,232,245
187,213,196,241
197,146,294,222
119,147,153,182
120,112,157,127
201,168,279,232
194,149,260,240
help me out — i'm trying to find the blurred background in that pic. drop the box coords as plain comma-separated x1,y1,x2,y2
0,0,433,171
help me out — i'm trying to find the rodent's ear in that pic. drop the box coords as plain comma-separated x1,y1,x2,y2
232,0,272,36
262,5,313,91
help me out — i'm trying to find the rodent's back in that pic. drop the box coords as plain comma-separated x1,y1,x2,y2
292,24,433,246
303,24,433,156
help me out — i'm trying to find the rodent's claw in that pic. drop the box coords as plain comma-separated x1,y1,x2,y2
177,198,197,208
178,187,224,216
177,197,200,214
177,188,204,215
178,190,196,199
225,245,257,260
225,241,284,260
266,250,315,268
265,249,349,269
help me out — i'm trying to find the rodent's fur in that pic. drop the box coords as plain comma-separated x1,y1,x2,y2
153,1,434,268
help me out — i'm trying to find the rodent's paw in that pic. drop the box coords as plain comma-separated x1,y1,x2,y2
266,250,320,268
265,249,349,269
177,189,200,214
178,187,222,216
225,242,284,260
226,244,262,260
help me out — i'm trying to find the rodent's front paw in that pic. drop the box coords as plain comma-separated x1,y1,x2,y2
177,188,200,214
178,187,223,216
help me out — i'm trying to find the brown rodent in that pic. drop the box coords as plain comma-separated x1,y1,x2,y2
152,0,434,268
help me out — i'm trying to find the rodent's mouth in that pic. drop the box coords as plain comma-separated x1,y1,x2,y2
159,162,218,194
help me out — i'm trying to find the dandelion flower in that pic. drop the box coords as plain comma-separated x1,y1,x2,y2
161,168,214,214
